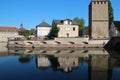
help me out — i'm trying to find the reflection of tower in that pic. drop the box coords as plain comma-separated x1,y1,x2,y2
89,0,109,39
89,54,109,80
57,57,78,72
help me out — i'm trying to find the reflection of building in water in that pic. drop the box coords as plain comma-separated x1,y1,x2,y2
89,54,109,80
0,43,8,56
36,55,51,70
57,57,78,72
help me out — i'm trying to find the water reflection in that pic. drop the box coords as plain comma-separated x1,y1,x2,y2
57,57,78,72
36,55,51,70
89,54,109,80
18,55,31,63
0,45,120,80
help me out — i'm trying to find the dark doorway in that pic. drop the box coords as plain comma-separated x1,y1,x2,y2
67,33,69,38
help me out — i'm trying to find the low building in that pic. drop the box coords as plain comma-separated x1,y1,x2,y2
36,20,51,38
109,21,120,37
52,19,79,38
0,26,19,42
82,27,89,37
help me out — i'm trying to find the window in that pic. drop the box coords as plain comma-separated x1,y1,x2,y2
97,2,99,4
73,27,75,31
65,28,70,31
68,21,71,25
103,1,106,4
73,62,75,65
65,21,71,25
66,33,69,38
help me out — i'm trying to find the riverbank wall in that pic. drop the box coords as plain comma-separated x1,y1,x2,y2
8,38,109,48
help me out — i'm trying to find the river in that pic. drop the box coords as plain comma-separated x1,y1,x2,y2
0,44,120,80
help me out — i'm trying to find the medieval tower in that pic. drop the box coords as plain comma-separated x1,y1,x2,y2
89,0,109,39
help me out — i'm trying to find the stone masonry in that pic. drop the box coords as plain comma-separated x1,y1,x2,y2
89,0,109,39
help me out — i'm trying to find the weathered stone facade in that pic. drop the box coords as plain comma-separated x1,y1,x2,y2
89,0,109,39
52,19,79,38
0,26,19,42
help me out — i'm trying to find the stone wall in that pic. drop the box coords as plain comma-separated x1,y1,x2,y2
89,0,109,39
8,38,109,48
55,38,89,44
57,24,78,38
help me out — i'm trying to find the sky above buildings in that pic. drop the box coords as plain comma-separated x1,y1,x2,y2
0,0,120,29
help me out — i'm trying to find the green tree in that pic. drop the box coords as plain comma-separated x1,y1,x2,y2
109,0,114,28
29,29,36,35
73,17,85,36
19,29,36,39
49,25,59,38
19,30,31,39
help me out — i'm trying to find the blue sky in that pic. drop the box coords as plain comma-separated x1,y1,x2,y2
0,0,120,29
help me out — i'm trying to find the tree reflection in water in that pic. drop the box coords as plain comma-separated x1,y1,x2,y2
1,48,120,80
18,55,31,63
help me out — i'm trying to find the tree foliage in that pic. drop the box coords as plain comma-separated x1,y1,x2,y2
29,29,36,35
18,55,31,63
49,25,59,38
108,0,114,28
18,29,36,39
73,17,85,36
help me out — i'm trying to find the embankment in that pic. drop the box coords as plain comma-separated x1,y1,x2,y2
8,38,109,48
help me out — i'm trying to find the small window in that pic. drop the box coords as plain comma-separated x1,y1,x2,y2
97,2,99,4
68,21,71,25
104,1,106,4
65,28,70,30
73,62,75,65
73,27,75,31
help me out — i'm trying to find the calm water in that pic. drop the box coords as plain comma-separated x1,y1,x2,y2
0,47,120,80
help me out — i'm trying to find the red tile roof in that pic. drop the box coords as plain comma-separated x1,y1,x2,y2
0,26,18,32
19,26,26,31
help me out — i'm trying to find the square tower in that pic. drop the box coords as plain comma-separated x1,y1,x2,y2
89,0,109,39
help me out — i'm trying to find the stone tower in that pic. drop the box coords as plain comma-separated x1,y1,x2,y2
89,0,109,39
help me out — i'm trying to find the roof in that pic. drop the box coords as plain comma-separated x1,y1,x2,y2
19,24,26,31
52,19,78,25
113,21,120,30
19,27,26,31
0,26,18,32
36,21,51,27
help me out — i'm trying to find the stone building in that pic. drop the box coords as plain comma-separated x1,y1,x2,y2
52,19,79,38
0,26,19,42
89,0,109,39
109,21,120,37
36,20,51,37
